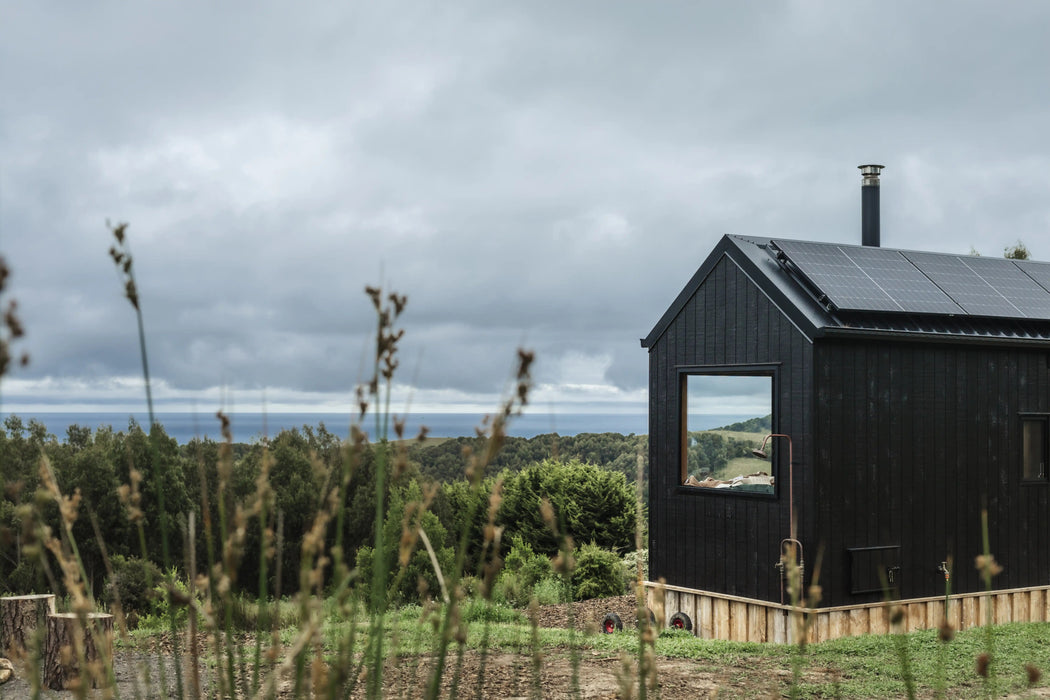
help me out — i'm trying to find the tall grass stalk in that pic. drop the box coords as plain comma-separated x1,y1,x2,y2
934,556,954,699
976,507,1002,698
364,285,407,700
424,350,532,700
633,452,656,700
111,222,183,695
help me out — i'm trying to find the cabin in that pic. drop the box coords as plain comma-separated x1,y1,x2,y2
640,166,1050,642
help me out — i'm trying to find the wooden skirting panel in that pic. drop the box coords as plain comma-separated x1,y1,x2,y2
643,582,1050,644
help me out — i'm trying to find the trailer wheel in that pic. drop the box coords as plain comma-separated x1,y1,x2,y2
669,612,693,631
601,613,623,633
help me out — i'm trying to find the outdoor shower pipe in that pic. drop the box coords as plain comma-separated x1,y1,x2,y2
752,434,795,541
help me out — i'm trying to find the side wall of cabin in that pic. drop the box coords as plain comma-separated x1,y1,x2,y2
814,339,1050,607
648,252,813,603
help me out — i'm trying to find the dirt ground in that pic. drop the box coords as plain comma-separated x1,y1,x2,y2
0,596,794,699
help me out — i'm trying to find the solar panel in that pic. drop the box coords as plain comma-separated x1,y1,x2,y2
1014,259,1050,296
772,240,900,311
963,256,1050,319
841,246,964,314
772,239,1050,320
772,240,962,314
902,252,1049,319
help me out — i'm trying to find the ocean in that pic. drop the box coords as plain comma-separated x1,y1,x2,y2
0,411,758,445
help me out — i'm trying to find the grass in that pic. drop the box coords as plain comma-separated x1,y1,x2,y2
705,429,766,444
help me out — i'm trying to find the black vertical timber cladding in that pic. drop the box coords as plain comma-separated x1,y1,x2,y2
811,341,1050,606
647,254,811,602
648,248,1050,607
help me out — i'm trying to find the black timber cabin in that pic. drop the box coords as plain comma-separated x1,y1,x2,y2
642,168,1050,608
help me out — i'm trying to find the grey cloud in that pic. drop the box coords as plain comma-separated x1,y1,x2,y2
5,2,1050,411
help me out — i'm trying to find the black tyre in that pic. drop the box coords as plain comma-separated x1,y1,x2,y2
601,612,623,633
669,612,693,631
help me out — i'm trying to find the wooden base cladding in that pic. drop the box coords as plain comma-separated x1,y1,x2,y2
644,581,1050,644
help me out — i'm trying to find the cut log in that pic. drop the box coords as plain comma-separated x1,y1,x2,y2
0,594,55,658
42,612,113,691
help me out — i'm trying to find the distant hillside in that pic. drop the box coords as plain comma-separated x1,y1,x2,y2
409,431,648,484
713,414,772,434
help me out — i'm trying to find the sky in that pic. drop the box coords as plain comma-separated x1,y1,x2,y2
2,2,1050,422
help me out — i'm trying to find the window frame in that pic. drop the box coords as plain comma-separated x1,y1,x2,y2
675,363,779,500
1020,413,1050,485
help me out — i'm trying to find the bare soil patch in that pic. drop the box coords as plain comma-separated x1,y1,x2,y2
0,597,808,698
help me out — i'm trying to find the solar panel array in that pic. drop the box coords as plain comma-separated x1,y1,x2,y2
771,240,1050,320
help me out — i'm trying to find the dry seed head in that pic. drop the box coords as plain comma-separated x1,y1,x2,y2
938,620,955,642
517,348,534,377
351,423,367,447
4,300,24,338
975,554,1004,577
365,285,381,310
482,523,503,547
976,652,991,677
540,498,557,534
59,488,82,527
416,425,429,442
216,410,232,443
487,477,505,523
455,619,468,645
1027,663,1041,686
4,480,23,500
393,444,409,478
355,385,369,418
889,606,904,626
389,292,407,316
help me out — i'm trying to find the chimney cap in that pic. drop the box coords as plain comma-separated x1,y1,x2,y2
859,164,884,186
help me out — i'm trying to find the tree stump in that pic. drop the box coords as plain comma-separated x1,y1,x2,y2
42,612,113,690
0,594,55,658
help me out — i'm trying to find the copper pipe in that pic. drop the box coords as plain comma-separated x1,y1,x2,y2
752,433,796,541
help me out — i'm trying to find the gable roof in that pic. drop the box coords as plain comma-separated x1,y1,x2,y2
642,235,1050,349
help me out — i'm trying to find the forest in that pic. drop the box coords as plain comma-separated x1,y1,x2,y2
0,413,767,611
0,416,645,607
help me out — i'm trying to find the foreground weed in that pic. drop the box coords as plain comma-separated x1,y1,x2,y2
976,507,1002,698
110,221,182,697
423,349,532,700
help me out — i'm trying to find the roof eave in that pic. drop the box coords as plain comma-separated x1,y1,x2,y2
817,325,1050,348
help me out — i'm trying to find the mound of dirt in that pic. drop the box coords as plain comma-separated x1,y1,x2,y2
532,594,647,631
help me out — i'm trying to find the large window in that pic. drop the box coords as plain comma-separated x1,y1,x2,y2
1022,414,1049,482
679,369,775,495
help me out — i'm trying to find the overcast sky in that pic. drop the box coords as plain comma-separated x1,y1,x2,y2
2,2,1050,420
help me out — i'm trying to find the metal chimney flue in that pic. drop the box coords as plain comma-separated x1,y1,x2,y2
859,164,884,247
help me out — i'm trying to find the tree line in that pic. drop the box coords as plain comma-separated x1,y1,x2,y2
0,416,641,605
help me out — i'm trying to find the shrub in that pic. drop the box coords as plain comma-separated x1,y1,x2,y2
492,535,553,606
621,548,649,590
3,559,45,596
500,459,634,556
105,554,162,616
532,576,565,605
572,543,624,601
354,479,455,606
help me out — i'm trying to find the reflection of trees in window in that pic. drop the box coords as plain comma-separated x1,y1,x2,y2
680,371,774,495
1022,415,1048,482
